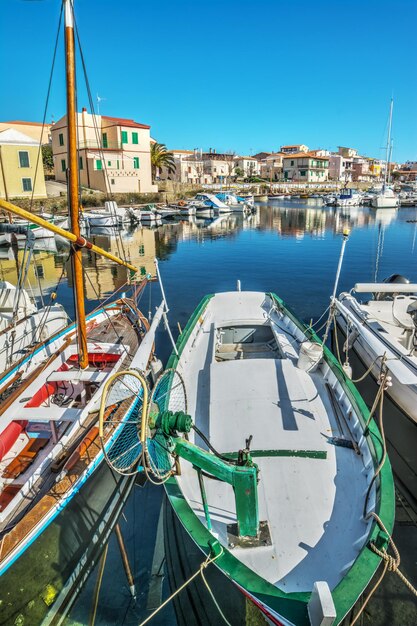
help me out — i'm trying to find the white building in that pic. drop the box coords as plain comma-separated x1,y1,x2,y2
329,154,354,182
259,153,285,181
283,153,329,182
234,156,260,178
280,144,309,154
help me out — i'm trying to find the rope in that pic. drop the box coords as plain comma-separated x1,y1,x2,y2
89,542,108,626
350,512,417,625
138,547,227,626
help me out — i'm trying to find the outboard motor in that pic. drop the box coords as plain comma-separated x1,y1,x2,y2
375,274,410,301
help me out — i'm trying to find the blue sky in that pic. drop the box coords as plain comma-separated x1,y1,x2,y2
1,0,416,161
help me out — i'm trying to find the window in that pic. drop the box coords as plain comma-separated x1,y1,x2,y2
121,131,128,144
132,132,138,144
290,160,294,166
96,159,102,170
22,178,32,192
108,160,112,166
35,264,44,279
61,159,66,172
79,156,83,170
116,160,120,169
102,133,108,148
300,170,306,176
111,179,115,185
138,244,145,256
19,151,30,168
140,266,146,276
133,157,140,169
59,133,64,146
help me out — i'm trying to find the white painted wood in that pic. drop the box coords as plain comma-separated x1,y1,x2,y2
354,283,417,293
307,581,336,626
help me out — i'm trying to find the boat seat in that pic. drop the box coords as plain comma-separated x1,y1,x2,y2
46,370,108,384
392,296,417,330
1,437,49,479
0,483,23,511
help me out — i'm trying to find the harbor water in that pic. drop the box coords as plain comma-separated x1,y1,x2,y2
1,199,416,625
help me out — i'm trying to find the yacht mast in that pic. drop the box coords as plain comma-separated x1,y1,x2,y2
384,98,394,188
64,0,89,369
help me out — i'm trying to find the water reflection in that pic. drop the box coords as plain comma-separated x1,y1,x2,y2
0,202,416,318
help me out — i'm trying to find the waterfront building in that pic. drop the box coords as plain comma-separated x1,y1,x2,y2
352,158,371,182
338,146,359,158
51,108,157,193
280,144,309,154
160,149,211,185
283,152,329,182
309,149,330,157
259,153,285,181
0,120,52,145
329,154,354,182
368,158,383,180
202,151,235,184
234,156,261,178
0,128,47,199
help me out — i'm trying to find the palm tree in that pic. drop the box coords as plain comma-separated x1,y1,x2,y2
150,142,176,181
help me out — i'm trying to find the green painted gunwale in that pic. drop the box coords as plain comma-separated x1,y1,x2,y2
164,292,395,625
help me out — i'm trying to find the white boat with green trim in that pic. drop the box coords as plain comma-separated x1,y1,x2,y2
158,290,394,625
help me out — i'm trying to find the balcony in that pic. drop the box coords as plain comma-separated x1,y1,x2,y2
78,139,123,151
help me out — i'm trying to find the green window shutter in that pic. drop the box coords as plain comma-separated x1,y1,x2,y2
19,151,30,168
116,160,120,169
59,133,64,146
102,133,108,148
133,157,140,169
22,178,32,192
140,266,146,276
138,244,144,256
108,160,112,166
61,159,66,172
79,156,83,170
96,159,102,170
132,132,138,144
121,131,128,144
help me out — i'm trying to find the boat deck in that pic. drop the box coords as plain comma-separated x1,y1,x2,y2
0,309,140,538
360,296,417,354
175,292,373,594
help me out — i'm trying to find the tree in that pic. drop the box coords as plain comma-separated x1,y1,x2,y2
42,144,54,173
224,151,236,188
234,167,244,178
150,142,176,181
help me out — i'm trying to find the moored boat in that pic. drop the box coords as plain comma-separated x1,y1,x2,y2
155,289,394,625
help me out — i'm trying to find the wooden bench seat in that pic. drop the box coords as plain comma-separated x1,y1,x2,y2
0,483,23,511
2,437,50,480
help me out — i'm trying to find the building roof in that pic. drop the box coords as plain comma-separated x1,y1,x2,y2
3,120,46,127
0,128,39,146
283,152,328,161
101,115,150,129
171,149,194,154
281,144,307,149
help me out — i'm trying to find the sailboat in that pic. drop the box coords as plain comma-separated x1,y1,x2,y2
140,285,394,625
371,99,399,209
0,2,161,623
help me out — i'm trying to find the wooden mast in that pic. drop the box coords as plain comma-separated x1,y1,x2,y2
64,0,88,369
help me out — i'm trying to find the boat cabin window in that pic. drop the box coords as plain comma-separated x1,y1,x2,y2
215,324,283,361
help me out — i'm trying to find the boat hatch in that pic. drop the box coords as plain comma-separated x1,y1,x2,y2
215,324,284,361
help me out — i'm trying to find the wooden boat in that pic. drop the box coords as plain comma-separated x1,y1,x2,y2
160,290,394,625
0,2,160,623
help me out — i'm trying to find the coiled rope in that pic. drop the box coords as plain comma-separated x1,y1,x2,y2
350,512,417,626
138,547,231,626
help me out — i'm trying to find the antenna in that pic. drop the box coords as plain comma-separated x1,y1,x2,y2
96,93,106,114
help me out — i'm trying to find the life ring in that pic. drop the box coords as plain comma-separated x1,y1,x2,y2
178,200,186,207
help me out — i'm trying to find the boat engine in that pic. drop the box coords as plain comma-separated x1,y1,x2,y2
375,274,410,301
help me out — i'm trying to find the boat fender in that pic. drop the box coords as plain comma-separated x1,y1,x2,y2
342,362,353,379
297,341,323,372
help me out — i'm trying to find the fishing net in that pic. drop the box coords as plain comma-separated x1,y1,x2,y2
100,370,147,476
143,368,187,483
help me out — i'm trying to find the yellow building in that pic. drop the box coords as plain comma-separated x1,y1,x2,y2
0,249,60,295
0,129,47,199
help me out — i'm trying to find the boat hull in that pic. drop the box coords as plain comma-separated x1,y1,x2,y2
0,451,134,626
